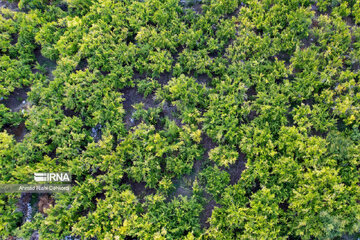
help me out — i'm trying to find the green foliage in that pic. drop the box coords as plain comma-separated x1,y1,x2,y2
35,21,66,60
72,189,140,239
203,75,249,143
292,103,336,132
354,0,360,24
200,166,230,201
157,74,208,124
137,78,161,97
158,74,208,107
0,105,22,129
0,132,16,182
133,103,162,125
0,56,35,97
0,194,22,238
18,0,50,10
1,0,360,239
289,167,360,239
0,133,23,237
241,187,284,239
132,194,203,239
158,176,174,194
118,121,203,188
66,0,94,16
208,145,238,167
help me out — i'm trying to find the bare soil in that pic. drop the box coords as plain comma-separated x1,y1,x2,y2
199,199,220,229
157,72,173,86
120,173,156,203
198,132,217,172
192,3,202,14
247,110,259,122
171,185,192,199
226,152,247,185
0,0,19,11
352,62,359,72
344,16,356,28
302,97,315,107
30,231,39,240
62,107,77,117
121,87,157,129
75,59,88,72
161,101,183,127
301,34,316,50
38,194,55,216
129,181,156,203
5,121,28,142
167,133,218,202
34,48,57,81
196,73,212,86
200,132,217,160
1,87,30,111
274,51,291,66
279,200,289,212
250,178,261,195
246,85,257,100
310,128,328,139
10,33,18,45
16,193,32,223
1,87,30,142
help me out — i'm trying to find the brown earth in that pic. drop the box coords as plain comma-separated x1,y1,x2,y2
0,0,18,11
226,152,247,185
199,198,221,229
5,122,28,142
1,87,30,112
38,194,55,216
